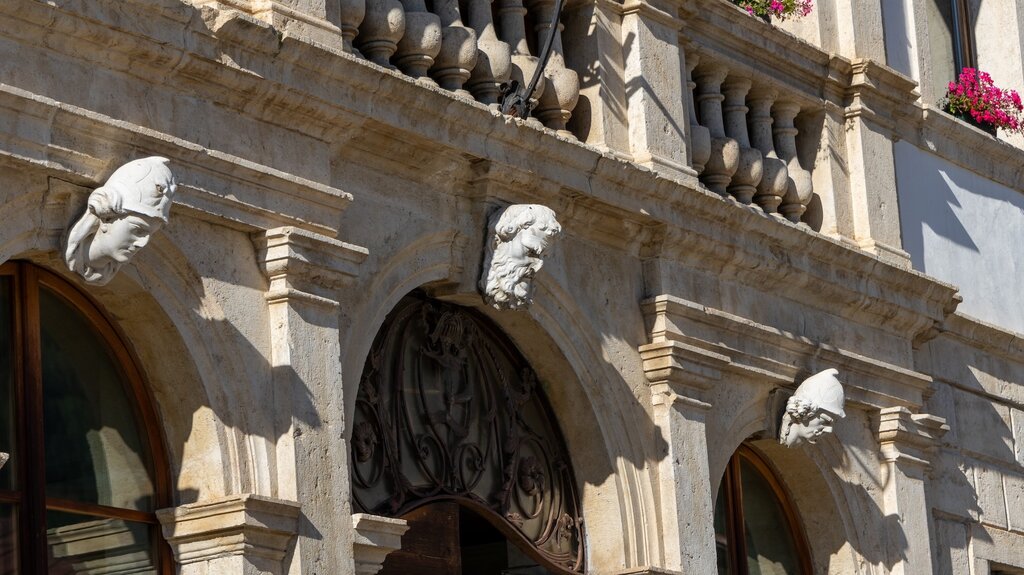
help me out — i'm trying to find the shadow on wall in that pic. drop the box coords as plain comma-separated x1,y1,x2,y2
895,141,1024,332
711,390,989,575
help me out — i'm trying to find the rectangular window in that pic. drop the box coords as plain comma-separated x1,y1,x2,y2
926,0,976,99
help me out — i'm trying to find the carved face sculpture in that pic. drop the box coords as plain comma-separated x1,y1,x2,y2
481,204,562,310
779,368,846,448
63,157,176,286
352,421,378,463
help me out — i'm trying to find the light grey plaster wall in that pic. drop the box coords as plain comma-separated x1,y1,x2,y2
894,140,1024,334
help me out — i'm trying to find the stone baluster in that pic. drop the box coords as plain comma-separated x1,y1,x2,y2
747,88,789,214
773,100,813,224
528,0,579,137
721,77,762,205
341,0,367,54
496,0,546,127
465,0,512,106
355,0,406,68
685,52,711,175
429,0,478,94
693,64,739,196
393,0,443,82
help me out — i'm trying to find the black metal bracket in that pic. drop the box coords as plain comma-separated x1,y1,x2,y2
498,0,567,119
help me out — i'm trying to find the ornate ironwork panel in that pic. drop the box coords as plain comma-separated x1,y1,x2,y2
351,295,584,573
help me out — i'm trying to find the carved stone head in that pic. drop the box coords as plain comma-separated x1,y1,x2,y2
779,368,846,448
63,157,177,286
480,204,562,310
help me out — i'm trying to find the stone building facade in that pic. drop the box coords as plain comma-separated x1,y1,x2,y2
0,0,1022,574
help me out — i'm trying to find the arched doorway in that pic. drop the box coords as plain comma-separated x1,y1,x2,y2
0,261,171,573
350,293,585,574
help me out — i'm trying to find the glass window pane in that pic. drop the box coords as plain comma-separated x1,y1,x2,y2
740,457,801,575
0,278,15,492
926,0,957,100
40,287,154,511
46,510,156,575
714,482,729,575
0,504,19,574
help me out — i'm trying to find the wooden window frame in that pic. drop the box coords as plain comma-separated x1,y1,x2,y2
0,261,172,574
719,444,812,575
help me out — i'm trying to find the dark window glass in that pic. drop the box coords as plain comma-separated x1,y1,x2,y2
40,287,154,511
0,262,167,574
46,511,157,574
714,445,810,575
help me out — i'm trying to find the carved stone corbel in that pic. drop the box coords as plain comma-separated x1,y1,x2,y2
156,494,300,574
480,204,561,310
352,513,410,575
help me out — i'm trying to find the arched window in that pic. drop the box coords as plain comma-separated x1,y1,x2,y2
714,444,811,575
351,294,584,574
0,262,170,574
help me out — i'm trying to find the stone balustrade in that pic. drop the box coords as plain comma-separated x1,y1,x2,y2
199,0,913,238
688,54,817,222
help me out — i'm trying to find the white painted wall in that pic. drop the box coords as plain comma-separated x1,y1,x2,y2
895,141,1024,334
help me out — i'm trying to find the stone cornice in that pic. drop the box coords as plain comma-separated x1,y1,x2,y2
641,295,938,411
1,0,960,340
0,84,350,237
939,313,1024,363
156,494,301,565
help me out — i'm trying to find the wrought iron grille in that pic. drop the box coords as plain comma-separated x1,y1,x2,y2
351,295,584,573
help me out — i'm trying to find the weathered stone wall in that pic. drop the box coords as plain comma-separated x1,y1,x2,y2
0,1,1021,575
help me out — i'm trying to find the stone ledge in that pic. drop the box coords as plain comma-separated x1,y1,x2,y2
0,0,961,343
641,294,939,411
156,494,301,565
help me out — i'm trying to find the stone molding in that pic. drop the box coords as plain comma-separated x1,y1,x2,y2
254,227,369,306
351,513,410,575
156,494,301,566
613,568,683,575
877,407,949,470
1,0,960,340
641,294,938,411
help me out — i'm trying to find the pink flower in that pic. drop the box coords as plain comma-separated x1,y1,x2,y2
943,67,1024,135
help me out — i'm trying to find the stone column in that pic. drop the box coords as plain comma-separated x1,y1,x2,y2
157,494,301,575
683,49,711,175
772,100,813,224
877,407,949,575
194,0,361,54
619,0,694,178
694,63,739,196
747,87,788,214
254,227,369,575
721,76,762,205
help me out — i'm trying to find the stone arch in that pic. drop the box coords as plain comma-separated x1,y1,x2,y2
0,192,262,506
341,231,661,571
709,382,877,574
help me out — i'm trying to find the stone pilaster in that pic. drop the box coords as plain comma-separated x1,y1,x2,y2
255,227,369,575
639,296,726,573
877,407,949,575
157,494,301,575
843,59,914,266
619,0,694,179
